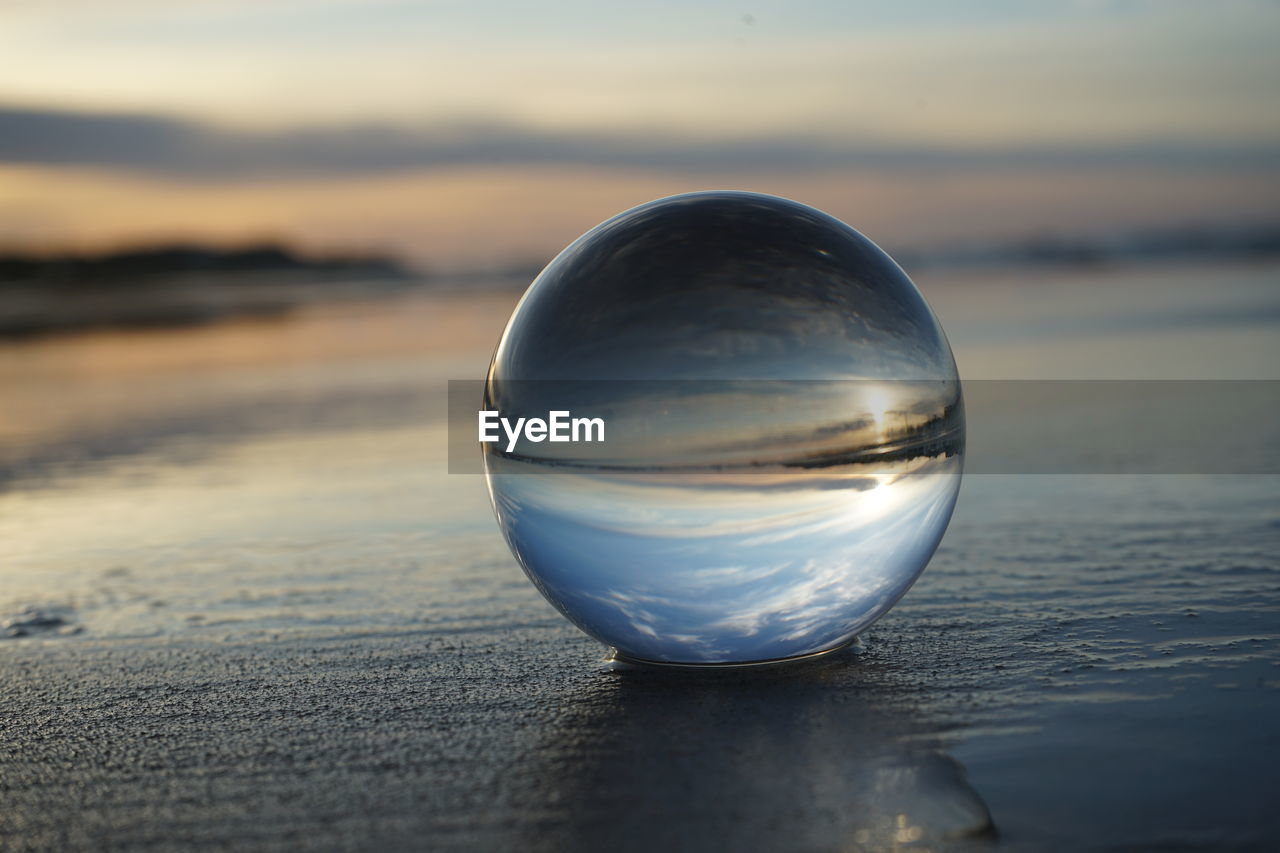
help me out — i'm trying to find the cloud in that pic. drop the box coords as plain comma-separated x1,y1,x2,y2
2,105,1279,180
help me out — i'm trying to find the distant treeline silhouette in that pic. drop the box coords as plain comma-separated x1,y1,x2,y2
4,220,1280,287
893,221,1280,270
0,243,415,338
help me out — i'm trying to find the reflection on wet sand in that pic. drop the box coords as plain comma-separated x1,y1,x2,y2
511,653,994,852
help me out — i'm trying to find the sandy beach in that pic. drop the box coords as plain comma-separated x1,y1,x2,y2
2,260,1278,851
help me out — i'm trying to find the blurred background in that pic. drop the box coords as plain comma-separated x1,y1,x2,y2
3,0,1279,626
2,0,1278,280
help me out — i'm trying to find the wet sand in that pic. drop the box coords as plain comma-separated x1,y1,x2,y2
2,261,1278,851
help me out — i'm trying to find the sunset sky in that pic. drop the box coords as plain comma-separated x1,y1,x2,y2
2,0,1278,270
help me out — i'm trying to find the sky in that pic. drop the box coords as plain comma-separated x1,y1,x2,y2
1,0,1278,270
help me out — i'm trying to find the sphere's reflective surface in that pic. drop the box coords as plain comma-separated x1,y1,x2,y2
484,192,963,665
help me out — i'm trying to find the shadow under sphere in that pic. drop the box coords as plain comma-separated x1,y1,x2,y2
507,651,994,852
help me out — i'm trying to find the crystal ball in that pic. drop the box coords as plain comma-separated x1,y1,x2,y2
483,191,963,665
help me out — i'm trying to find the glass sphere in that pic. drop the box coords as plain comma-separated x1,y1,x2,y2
484,192,963,665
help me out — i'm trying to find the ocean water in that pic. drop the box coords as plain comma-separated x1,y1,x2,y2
1,259,1277,850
